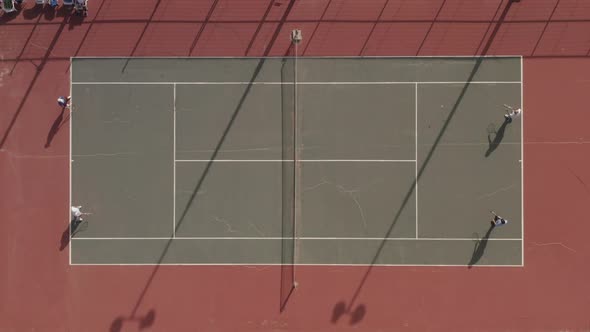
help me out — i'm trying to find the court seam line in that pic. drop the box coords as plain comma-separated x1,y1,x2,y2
71,81,522,85
415,82,419,239
175,159,417,162
173,83,176,238
71,237,522,241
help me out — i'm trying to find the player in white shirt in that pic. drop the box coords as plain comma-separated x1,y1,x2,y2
503,104,522,122
490,211,508,227
71,206,84,224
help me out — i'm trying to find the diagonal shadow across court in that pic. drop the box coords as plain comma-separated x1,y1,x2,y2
333,0,520,323
109,1,298,330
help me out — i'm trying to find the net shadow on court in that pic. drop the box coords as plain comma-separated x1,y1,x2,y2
333,0,519,322
280,46,296,313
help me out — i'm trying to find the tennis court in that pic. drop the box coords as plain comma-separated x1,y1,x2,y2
70,57,522,266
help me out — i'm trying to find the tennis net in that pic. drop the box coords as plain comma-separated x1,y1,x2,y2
280,51,297,311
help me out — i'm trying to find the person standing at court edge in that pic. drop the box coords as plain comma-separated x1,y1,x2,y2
71,206,84,224
58,96,71,108
504,105,521,123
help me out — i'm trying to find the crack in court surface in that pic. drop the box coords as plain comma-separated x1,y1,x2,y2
303,177,389,232
302,177,331,192
477,184,517,200
568,169,590,196
302,176,368,230
211,216,238,233
531,242,577,253
248,222,266,237
335,184,368,231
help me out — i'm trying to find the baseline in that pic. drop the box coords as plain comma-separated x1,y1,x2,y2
72,81,522,85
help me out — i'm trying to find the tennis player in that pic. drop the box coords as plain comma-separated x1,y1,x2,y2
490,211,508,227
58,96,71,108
71,206,84,224
503,104,522,122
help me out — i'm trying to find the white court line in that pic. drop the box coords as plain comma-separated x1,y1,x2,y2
72,55,523,59
175,159,417,163
520,56,525,266
72,237,522,241
173,83,176,238
70,56,524,268
69,58,73,266
415,83,419,239
70,263,524,267
72,81,521,85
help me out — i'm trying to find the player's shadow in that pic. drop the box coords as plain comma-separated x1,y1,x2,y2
55,3,71,18
45,106,70,148
59,218,87,251
0,9,19,23
110,309,156,332
485,118,509,157
331,301,366,325
467,224,495,268
44,4,57,20
68,12,85,29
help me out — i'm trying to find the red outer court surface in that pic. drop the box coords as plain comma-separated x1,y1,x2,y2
2,0,590,331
